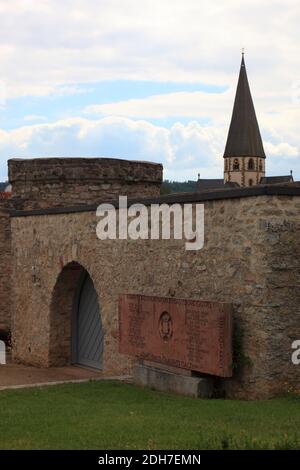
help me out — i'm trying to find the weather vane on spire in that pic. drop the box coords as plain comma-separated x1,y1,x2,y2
242,47,245,56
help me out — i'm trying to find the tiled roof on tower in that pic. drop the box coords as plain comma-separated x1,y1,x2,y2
223,54,266,159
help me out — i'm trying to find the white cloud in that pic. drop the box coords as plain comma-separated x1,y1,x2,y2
0,1,300,181
84,90,232,121
0,113,300,181
83,86,300,176
0,116,225,180
0,0,299,100
264,142,299,158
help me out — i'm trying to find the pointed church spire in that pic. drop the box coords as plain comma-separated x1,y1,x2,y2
223,53,265,159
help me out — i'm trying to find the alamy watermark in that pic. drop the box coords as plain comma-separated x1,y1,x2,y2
291,340,300,365
0,340,6,365
96,196,204,251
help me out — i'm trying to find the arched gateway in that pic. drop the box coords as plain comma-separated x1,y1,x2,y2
50,262,104,370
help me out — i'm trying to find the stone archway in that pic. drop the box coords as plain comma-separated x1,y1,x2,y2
49,261,103,369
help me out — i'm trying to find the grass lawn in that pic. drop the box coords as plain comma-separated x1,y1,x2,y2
0,380,300,449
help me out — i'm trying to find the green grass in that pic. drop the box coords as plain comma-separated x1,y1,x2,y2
0,380,300,449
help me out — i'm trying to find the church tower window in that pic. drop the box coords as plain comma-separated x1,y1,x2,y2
233,159,239,170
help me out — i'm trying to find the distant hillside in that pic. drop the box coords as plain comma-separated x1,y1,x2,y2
160,180,197,195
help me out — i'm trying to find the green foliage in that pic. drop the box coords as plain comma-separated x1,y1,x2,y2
160,180,198,195
0,381,300,449
160,182,172,195
232,323,252,372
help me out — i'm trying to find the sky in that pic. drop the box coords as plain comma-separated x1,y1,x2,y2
0,0,300,181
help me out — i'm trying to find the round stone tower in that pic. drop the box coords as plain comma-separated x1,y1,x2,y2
8,157,163,210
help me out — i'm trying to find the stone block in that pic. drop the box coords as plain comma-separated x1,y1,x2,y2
134,363,214,398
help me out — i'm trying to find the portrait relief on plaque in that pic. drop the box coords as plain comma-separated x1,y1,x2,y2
159,311,173,342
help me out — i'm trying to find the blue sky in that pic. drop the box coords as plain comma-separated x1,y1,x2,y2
0,0,300,181
0,80,226,130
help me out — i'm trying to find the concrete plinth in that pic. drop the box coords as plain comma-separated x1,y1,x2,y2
134,363,214,398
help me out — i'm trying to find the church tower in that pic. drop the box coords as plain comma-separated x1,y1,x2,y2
223,53,266,187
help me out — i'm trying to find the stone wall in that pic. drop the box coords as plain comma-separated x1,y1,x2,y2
10,187,300,399
8,157,162,209
0,157,162,331
0,198,13,332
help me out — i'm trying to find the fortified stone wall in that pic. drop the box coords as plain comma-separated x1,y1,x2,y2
8,158,162,209
0,196,14,332
10,186,300,399
0,157,162,331
0,210,11,332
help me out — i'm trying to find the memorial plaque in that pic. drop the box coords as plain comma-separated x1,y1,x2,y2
119,294,233,377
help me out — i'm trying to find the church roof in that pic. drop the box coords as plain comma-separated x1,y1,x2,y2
196,179,240,192
223,55,266,159
260,175,293,184
197,178,224,190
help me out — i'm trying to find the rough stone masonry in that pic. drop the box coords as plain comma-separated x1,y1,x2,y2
0,157,162,330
